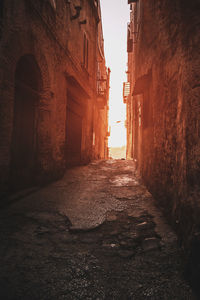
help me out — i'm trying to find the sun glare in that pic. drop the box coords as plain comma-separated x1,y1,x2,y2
100,0,129,156
108,115,126,148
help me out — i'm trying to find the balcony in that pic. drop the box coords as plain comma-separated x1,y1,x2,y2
96,68,110,109
123,82,130,103
96,75,107,109
127,22,133,52
97,89,107,109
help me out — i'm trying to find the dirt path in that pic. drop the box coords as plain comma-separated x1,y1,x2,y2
0,160,194,299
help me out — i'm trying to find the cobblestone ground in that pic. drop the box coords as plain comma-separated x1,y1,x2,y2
0,160,195,299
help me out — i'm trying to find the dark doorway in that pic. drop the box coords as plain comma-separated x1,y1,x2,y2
66,93,83,166
10,54,42,190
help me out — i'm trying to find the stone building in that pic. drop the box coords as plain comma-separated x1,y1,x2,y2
125,0,200,244
93,4,110,160
0,0,109,195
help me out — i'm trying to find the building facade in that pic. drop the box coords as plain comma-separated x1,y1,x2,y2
93,4,110,160
125,0,200,245
0,0,109,195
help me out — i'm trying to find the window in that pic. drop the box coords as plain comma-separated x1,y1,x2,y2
83,33,89,69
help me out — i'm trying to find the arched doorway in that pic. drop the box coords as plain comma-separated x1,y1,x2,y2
10,54,42,190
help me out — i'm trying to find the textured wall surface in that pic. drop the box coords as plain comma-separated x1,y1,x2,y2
0,0,109,196
127,0,200,245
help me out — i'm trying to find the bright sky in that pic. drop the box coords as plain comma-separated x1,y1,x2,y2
100,0,130,148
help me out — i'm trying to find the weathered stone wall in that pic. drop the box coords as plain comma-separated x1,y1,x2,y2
0,0,109,196
92,16,110,160
128,0,200,245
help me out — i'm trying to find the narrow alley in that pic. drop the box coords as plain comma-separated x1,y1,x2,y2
0,160,193,299
0,0,200,299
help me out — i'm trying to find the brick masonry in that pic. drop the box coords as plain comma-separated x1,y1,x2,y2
0,0,109,196
126,0,200,246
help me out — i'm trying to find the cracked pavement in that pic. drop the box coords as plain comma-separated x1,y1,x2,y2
0,160,194,299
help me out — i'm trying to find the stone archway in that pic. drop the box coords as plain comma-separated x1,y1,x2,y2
10,54,43,190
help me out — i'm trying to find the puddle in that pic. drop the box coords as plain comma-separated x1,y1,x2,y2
111,175,139,186
105,160,116,164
